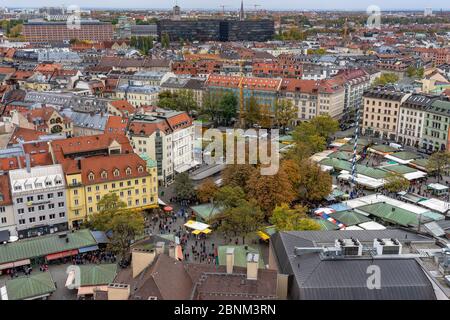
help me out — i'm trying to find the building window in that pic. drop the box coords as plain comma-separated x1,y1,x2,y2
19,219,25,225
38,205,45,211
29,217,36,223
0,207,4,213
88,172,95,181
37,195,44,201
87,187,92,192
28,207,35,213
59,212,65,218
39,216,46,221
138,166,144,173
16,198,23,204
27,196,33,202
49,204,55,209
114,169,120,177
58,202,64,207
101,170,108,179
49,214,55,219
95,186,100,191
48,193,54,199
18,208,24,214
126,167,132,175
1,217,6,223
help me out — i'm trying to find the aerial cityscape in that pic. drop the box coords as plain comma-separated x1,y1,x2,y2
0,1,450,304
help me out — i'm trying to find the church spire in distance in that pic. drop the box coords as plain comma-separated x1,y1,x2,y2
239,0,245,20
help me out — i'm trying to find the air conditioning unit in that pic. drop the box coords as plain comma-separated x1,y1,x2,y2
335,238,363,256
373,238,402,255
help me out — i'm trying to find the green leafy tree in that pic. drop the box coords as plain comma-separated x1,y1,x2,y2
219,91,238,125
270,204,321,231
88,193,144,258
384,172,411,193
427,151,450,182
174,172,196,200
201,92,220,124
218,199,264,244
274,99,297,134
215,185,246,209
373,73,399,86
244,96,261,128
161,33,170,48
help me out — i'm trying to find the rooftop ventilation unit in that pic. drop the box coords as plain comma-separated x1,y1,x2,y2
373,238,402,255
335,238,363,256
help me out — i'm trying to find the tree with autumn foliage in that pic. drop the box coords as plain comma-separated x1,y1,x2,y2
246,166,296,216
196,178,219,203
270,204,321,231
274,99,297,134
297,160,333,203
280,159,301,191
221,164,256,193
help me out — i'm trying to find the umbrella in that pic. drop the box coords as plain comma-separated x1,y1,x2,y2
163,206,173,212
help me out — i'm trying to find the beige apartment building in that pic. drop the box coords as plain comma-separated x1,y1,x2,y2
362,88,410,140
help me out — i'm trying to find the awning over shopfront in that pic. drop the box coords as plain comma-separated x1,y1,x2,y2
46,249,78,261
78,245,99,254
0,230,10,243
0,259,31,271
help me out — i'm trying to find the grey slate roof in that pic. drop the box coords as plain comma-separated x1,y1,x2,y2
271,229,437,300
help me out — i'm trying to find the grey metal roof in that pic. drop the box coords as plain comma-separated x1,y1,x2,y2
61,110,107,130
271,229,437,300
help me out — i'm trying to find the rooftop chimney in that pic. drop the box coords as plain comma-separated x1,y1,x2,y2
276,274,289,300
131,248,156,278
25,153,31,173
246,253,259,280
226,247,235,274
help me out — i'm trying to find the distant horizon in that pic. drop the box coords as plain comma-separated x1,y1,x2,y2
2,0,450,12
4,7,450,11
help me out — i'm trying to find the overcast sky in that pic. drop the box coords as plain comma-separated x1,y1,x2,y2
2,0,450,11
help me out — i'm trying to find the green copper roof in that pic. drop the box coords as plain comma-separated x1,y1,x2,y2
191,203,224,222
330,210,372,226
5,272,56,300
356,203,423,227
78,264,118,287
217,245,264,268
0,229,97,265
139,153,157,168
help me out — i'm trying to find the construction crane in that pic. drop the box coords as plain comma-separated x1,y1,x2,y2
219,5,230,16
253,4,261,16
0,98,20,118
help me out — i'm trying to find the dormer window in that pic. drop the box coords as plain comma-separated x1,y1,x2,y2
125,167,132,175
88,172,95,181
138,166,144,173
113,169,120,177
101,170,108,179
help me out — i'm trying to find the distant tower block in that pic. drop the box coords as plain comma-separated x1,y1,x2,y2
424,8,433,17
239,0,245,21
173,3,181,20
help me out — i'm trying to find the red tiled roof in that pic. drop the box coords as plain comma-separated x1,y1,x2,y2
51,133,133,158
0,174,12,206
109,100,135,115
105,116,128,135
9,127,46,144
79,153,150,185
